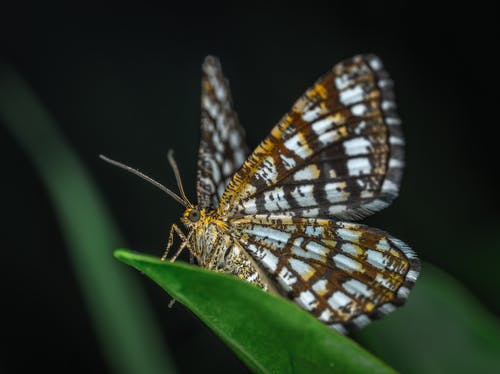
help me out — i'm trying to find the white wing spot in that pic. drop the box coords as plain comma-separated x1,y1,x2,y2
260,250,279,272
343,278,373,298
330,324,348,334
381,179,399,194
341,243,360,255
293,164,320,181
389,136,405,145
295,290,318,311
378,303,397,315
245,225,291,244
325,182,350,203
305,225,323,236
328,205,347,215
407,269,419,282
312,279,328,295
289,258,314,279
353,121,367,135
302,106,323,122
378,79,392,88
386,117,402,126
305,241,329,257
290,185,316,207
362,199,389,212
279,153,297,170
318,128,342,145
284,133,314,159
368,56,383,71
343,137,371,156
376,238,390,251
333,254,362,272
241,198,257,214
312,116,334,134
347,157,371,175
234,150,246,166
335,74,351,90
375,273,395,290
328,291,351,309
352,314,371,328
222,160,233,175
263,187,291,211
397,286,410,299
382,100,396,110
339,85,365,105
292,237,304,248
277,266,297,291
217,183,225,198
202,95,219,118
208,158,221,183
388,158,404,168
229,130,240,147
366,250,388,269
336,228,361,242
319,309,333,322
301,208,319,216
351,104,367,116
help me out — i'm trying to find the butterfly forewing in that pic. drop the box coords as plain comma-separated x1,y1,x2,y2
232,215,419,333
218,54,404,221
197,56,249,210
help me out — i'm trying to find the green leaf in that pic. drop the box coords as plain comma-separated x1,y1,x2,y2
0,63,176,374
356,263,500,373
114,248,396,374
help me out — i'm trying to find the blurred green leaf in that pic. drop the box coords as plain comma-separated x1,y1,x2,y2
114,248,396,374
356,263,500,373
0,63,176,374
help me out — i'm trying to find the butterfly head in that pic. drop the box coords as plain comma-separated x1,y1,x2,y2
181,206,204,228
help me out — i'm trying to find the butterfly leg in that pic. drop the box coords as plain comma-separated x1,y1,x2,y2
169,229,194,262
161,224,190,261
162,225,193,308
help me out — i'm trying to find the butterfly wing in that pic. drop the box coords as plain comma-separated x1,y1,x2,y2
197,56,249,210
218,55,403,220
232,215,420,333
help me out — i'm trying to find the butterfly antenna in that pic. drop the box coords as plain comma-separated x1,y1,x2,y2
167,150,193,207
99,155,189,208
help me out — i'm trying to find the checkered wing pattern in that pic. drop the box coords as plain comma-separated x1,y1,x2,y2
232,215,420,333
197,56,249,210
218,54,403,220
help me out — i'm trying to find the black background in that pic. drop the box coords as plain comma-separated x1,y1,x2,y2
1,2,498,373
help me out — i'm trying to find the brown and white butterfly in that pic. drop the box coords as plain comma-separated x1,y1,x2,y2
102,55,420,334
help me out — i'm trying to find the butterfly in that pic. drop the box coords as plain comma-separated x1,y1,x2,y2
102,54,420,334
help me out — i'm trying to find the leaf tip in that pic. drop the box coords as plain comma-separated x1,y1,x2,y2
113,248,132,262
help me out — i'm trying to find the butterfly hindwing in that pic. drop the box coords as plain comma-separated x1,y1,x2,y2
232,215,419,333
218,54,403,221
197,56,249,210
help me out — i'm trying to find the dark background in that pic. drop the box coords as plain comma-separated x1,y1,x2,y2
1,2,498,373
